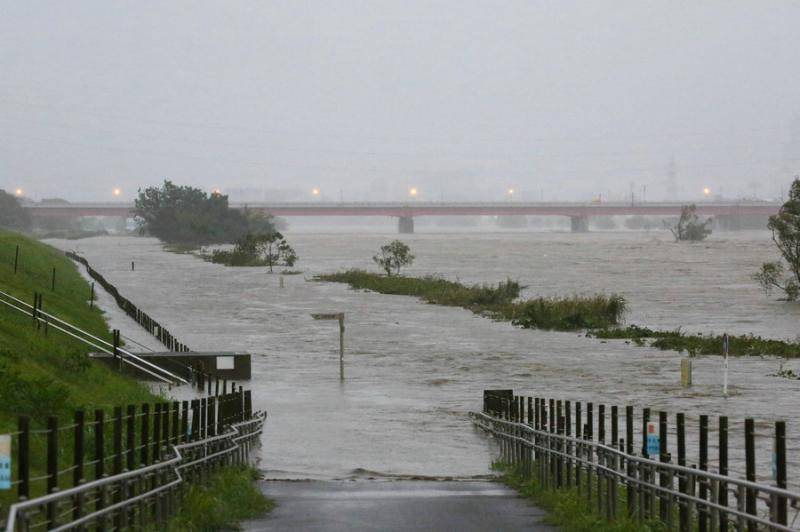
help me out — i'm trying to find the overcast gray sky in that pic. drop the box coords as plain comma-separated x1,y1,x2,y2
1,1,799,202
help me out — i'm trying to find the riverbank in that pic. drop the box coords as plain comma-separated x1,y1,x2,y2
315,270,626,331
0,230,271,524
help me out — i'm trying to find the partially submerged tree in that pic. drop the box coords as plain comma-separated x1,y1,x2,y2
373,240,414,276
0,190,31,231
664,204,712,242
261,231,297,273
209,230,298,271
754,177,800,300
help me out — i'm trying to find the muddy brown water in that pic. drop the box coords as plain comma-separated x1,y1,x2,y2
47,229,800,488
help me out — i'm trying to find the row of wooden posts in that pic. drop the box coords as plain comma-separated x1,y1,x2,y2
14,388,253,502
66,251,190,353
481,390,791,530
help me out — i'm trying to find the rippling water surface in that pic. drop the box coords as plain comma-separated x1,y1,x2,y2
48,229,800,484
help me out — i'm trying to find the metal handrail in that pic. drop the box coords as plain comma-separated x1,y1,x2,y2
0,289,186,384
4,412,266,531
472,410,800,530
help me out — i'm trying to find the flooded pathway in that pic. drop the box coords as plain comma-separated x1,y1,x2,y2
49,230,800,492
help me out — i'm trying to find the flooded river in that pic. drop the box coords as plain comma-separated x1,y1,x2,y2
48,228,800,485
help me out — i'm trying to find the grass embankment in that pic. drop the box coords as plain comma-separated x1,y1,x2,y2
159,467,273,531
496,463,664,532
315,270,626,331
0,230,156,429
589,325,800,359
0,230,271,522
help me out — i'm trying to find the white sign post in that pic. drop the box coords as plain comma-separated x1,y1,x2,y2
723,333,729,397
0,434,10,490
312,312,345,381
646,421,660,458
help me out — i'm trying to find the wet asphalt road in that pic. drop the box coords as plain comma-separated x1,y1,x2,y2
243,480,554,532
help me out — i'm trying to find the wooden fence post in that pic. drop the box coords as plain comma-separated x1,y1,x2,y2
17,416,29,501
46,416,58,528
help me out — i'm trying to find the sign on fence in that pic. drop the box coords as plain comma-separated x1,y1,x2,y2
0,434,10,490
646,421,660,458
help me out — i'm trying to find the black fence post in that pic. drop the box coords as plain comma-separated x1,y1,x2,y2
190,400,199,441
94,410,105,480
51,267,56,291
17,416,30,501
719,416,728,532
152,404,162,462
208,397,216,437
699,414,709,532
46,416,58,528
626,406,634,519
113,406,123,530
141,404,150,466
161,402,169,452
775,421,787,526
90,282,95,308
181,401,189,443
659,411,669,522
73,410,85,489
14,244,19,273
172,401,180,445
744,418,756,532
126,405,136,471
677,412,687,532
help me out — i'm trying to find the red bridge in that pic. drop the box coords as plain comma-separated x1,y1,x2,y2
25,201,780,233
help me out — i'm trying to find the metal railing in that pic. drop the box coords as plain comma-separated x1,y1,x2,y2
472,392,799,531
4,406,265,531
0,289,186,385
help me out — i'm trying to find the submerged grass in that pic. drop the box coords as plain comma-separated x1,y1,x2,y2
159,467,273,531
496,462,665,532
315,270,626,331
589,325,800,358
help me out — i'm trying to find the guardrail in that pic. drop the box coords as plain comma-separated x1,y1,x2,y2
0,289,185,385
2,388,262,531
472,390,798,531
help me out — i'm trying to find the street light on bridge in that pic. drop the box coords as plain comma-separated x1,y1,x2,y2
14,188,23,197
112,187,122,198
703,187,711,197
409,187,418,198
312,187,320,197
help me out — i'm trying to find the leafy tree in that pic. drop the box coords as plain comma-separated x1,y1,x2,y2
373,240,414,276
754,177,800,300
256,231,297,272
664,204,712,242
209,230,298,271
0,190,31,231
134,181,276,245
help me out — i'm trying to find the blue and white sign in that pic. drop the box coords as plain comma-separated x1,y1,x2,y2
0,434,11,490
646,422,660,458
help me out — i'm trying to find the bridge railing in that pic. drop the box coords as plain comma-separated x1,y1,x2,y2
2,390,263,531
472,390,798,530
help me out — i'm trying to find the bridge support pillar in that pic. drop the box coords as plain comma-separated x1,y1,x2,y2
398,216,415,234
569,216,589,233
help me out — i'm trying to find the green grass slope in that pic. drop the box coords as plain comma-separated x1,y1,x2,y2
0,229,156,431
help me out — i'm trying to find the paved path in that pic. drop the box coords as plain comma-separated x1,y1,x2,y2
244,480,554,532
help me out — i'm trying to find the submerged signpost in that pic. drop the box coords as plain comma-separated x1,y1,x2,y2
311,312,345,381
